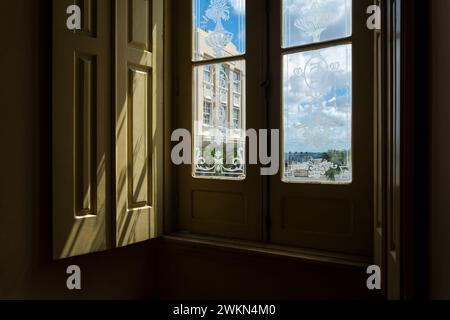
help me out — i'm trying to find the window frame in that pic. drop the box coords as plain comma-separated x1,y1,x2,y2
203,100,212,125
165,0,406,299
169,0,372,252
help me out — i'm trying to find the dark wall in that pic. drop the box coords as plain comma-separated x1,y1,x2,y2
0,0,156,299
155,240,379,300
429,0,450,300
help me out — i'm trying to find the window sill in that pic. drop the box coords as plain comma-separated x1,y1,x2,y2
161,233,372,268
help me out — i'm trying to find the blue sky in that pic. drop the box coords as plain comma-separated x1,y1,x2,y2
194,0,246,53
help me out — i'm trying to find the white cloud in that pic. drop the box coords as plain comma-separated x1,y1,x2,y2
230,0,245,14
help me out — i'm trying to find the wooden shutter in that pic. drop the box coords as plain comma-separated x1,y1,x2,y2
115,0,163,247
374,0,385,290
53,0,112,259
386,0,401,299
375,0,402,298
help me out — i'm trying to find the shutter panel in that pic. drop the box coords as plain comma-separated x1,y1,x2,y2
115,0,163,247
53,0,112,259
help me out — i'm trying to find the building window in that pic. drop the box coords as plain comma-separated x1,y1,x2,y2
203,65,212,84
232,71,241,93
219,103,227,127
219,65,228,89
233,94,240,107
220,89,228,104
232,107,240,129
232,70,241,107
203,100,212,125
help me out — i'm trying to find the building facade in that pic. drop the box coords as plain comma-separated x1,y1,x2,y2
193,28,246,178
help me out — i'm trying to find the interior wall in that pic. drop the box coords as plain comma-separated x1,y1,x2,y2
0,0,156,299
429,0,450,300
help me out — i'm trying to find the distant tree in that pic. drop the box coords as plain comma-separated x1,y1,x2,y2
324,150,348,181
324,150,347,166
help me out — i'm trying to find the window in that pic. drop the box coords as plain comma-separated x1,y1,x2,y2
220,88,228,104
175,0,375,257
193,0,246,61
193,61,246,180
282,45,352,184
192,0,247,181
219,66,228,89
232,107,240,129
269,0,373,252
282,0,352,48
53,0,400,294
203,100,212,125
232,70,242,107
203,65,212,84
281,0,353,184
219,103,227,126
232,70,241,93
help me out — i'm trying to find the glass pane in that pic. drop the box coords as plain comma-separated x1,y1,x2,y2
283,44,352,183
193,0,246,61
193,60,246,179
283,0,352,48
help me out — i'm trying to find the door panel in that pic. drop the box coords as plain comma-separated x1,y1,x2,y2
116,0,163,246
269,0,374,256
53,0,112,259
175,0,266,241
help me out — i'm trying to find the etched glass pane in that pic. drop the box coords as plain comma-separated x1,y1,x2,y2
283,0,352,48
193,0,246,61
283,45,352,183
193,60,246,179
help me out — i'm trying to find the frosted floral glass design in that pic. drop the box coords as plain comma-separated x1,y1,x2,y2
283,45,352,183
283,0,352,48
193,60,246,179
193,0,246,61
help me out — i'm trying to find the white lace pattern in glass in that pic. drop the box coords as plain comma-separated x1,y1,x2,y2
193,0,246,61
283,0,352,48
